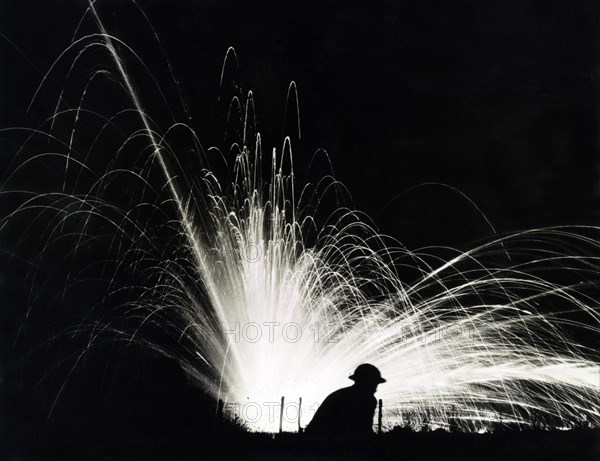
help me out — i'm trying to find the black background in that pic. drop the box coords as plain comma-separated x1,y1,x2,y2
1,0,599,456
2,0,599,245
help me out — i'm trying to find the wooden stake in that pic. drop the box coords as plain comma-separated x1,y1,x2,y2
279,396,285,433
218,399,224,419
214,398,224,435
298,397,303,432
378,399,383,434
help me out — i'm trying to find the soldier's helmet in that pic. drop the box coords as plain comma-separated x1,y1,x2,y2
349,363,386,384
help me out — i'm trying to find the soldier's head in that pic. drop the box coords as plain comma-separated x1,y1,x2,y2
349,363,386,392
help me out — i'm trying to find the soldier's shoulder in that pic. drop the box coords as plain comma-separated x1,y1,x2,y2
328,386,354,399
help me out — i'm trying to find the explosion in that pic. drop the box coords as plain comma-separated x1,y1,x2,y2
1,1,598,434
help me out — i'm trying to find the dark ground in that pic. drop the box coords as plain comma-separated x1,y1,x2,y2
14,425,600,460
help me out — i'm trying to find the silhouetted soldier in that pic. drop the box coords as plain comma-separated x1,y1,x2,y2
305,363,386,437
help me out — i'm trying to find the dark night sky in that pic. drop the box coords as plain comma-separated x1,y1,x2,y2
1,0,600,456
2,0,599,247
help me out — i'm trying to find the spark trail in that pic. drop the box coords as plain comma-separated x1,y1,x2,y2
1,0,599,433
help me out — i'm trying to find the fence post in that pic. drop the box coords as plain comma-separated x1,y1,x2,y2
378,399,383,434
214,398,224,435
298,397,303,432
279,396,285,433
